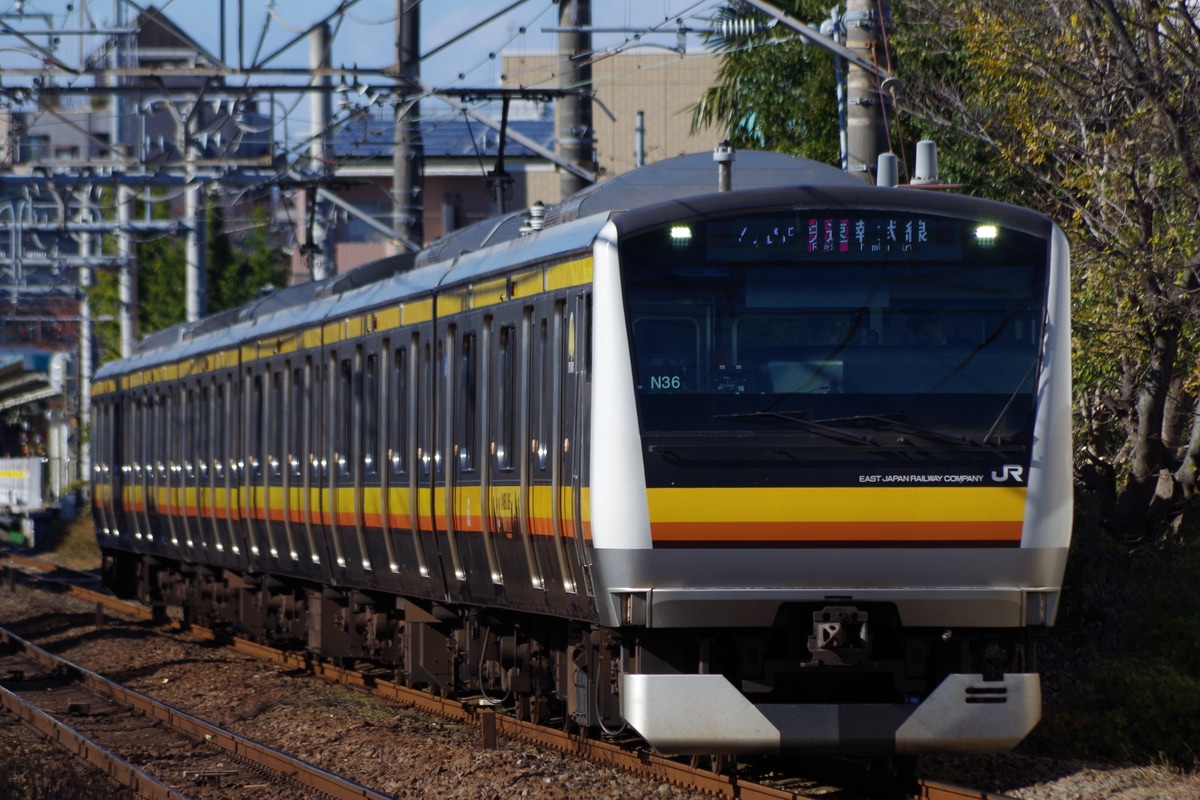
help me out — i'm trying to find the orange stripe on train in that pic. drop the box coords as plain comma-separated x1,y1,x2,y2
649,519,1022,544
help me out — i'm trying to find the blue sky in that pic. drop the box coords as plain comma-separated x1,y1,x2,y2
0,0,726,88
0,0,728,151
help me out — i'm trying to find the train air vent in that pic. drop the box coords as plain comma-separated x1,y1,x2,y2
965,685,1009,704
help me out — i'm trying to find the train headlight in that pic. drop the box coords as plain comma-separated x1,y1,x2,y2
670,225,692,246
974,225,998,246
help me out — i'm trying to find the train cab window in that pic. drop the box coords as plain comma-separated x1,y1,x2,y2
633,317,699,392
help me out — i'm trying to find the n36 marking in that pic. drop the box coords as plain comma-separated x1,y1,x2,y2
650,375,682,390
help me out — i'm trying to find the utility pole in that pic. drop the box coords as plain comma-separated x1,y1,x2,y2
182,101,207,322
844,0,893,181
394,0,424,249
77,196,93,489
117,185,137,356
557,0,594,199
308,22,335,281
744,0,897,182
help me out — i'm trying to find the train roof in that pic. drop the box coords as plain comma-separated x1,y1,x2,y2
93,151,960,381
415,151,859,268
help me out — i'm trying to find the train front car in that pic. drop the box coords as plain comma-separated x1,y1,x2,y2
589,186,1072,755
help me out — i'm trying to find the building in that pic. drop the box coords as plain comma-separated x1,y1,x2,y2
304,51,722,276
290,102,559,281
502,50,722,179
2,7,271,173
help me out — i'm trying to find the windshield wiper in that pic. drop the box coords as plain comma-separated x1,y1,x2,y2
982,358,1039,445
814,413,1028,450
713,410,880,446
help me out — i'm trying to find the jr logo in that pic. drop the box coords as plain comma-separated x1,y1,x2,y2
991,465,1025,483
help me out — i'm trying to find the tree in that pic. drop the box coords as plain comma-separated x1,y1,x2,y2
690,0,841,163
896,0,1200,539
207,202,290,312
89,191,290,363
698,0,1200,540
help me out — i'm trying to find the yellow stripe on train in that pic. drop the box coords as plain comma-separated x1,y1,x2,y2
647,486,1026,544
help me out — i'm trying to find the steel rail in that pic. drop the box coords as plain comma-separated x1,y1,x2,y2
0,554,1022,800
0,679,185,800
0,618,394,800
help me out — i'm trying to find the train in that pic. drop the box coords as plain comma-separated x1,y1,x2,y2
90,150,1072,756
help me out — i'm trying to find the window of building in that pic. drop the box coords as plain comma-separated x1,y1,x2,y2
22,135,50,162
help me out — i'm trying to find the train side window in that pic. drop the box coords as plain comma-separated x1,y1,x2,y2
496,324,515,472
198,386,209,480
536,316,550,472
250,373,264,480
156,391,167,479
214,382,225,480
364,352,379,477
337,357,353,478
390,346,407,476
459,332,477,473
584,293,593,377
158,390,170,482
421,339,434,476
290,367,304,479
312,360,327,482
270,370,284,480
167,389,177,481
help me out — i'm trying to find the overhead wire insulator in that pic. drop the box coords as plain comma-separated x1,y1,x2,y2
718,18,775,39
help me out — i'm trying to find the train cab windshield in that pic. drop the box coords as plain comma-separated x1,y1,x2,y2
619,209,1050,448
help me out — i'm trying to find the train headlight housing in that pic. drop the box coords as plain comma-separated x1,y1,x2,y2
670,225,692,246
974,224,998,246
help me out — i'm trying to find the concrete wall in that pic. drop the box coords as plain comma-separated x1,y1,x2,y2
503,52,723,179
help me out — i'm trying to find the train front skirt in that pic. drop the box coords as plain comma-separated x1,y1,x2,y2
621,672,1040,755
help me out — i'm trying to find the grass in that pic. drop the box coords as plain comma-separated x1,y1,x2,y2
33,510,102,571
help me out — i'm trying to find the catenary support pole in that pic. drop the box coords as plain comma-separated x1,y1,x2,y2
117,185,137,356
844,0,893,181
394,0,424,249
557,0,594,199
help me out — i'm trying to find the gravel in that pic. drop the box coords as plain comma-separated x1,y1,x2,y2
1,580,1199,800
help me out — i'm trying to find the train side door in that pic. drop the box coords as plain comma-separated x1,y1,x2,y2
414,320,448,596
303,353,335,582
102,393,133,549
214,368,246,562
382,333,428,587
435,321,469,594
563,292,595,600
448,313,498,601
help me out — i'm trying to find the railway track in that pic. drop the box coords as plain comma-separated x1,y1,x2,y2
0,553,1019,800
0,621,394,799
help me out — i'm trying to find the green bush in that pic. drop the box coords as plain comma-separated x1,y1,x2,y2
1033,658,1200,767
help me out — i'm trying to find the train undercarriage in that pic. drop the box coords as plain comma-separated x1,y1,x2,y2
103,548,1040,754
